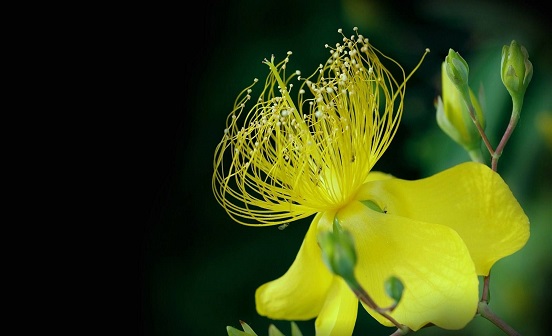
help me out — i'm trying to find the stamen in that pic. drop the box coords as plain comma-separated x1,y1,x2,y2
213,28,425,226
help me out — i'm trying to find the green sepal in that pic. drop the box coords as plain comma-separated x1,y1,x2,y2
501,40,533,113
445,49,471,103
361,200,385,213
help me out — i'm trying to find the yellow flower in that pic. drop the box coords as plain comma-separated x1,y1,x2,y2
213,28,529,335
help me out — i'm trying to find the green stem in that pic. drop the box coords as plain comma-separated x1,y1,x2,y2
478,301,521,336
465,98,494,157
348,279,407,332
389,328,408,336
481,272,491,303
492,102,521,171
476,100,524,336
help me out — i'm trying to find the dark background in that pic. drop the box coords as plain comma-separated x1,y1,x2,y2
138,1,551,335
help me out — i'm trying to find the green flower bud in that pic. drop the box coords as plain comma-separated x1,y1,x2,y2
436,61,485,152
318,218,357,281
384,276,405,304
501,40,533,109
445,49,470,100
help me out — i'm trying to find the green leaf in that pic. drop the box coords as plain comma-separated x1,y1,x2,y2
268,324,285,336
360,200,384,213
240,321,259,335
226,326,251,336
384,276,404,303
290,322,303,336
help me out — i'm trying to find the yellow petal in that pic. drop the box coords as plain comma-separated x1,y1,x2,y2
315,276,358,336
255,213,333,320
355,162,530,275
363,171,393,183
319,202,479,331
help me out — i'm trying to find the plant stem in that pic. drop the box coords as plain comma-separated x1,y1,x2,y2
466,103,494,156
349,281,408,333
389,328,407,336
492,112,520,171
481,272,491,303
478,301,521,336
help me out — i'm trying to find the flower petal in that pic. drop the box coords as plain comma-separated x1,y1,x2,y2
363,171,393,183
255,213,333,320
355,162,530,275
319,202,479,331
315,276,358,336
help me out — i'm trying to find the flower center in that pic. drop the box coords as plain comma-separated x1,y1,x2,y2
213,28,429,226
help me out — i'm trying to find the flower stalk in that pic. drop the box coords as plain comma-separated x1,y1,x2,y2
478,302,521,336
435,41,533,336
318,219,408,333
446,41,532,172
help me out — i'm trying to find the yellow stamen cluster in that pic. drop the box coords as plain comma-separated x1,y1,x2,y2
213,28,427,226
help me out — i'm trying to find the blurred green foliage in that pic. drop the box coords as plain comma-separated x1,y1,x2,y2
142,0,551,335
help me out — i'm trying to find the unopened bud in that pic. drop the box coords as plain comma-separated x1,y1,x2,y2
319,218,357,281
501,40,533,110
445,49,470,99
436,61,485,152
